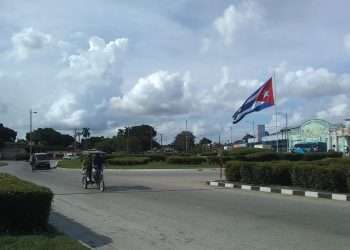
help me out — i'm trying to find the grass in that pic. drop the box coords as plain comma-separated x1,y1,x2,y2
57,159,81,169
0,230,88,250
57,159,218,169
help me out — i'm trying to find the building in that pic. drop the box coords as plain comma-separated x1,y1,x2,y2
248,118,350,153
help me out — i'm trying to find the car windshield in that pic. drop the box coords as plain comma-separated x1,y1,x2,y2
36,154,49,160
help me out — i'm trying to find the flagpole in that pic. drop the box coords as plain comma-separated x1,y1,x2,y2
273,71,279,153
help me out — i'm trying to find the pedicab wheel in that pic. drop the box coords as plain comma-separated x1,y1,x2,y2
99,179,105,192
82,176,88,189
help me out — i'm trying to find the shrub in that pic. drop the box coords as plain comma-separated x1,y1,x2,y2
244,152,280,162
200,152,218,157
207,156,236,165
144,154,167,162
279,153,304,161
166,156,206,165
302,152,342,161
291,161,349,192
107,157,150,165
225,161,241,181
15,152,30,161
239,161,293,186
0,173,53,233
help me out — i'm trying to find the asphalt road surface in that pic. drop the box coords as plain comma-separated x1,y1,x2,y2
1,161,350,250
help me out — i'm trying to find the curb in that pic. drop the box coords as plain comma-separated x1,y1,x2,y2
207,180,350,202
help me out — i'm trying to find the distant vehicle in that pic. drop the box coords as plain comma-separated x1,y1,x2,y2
63,152,79,160
30,153,51,170
291,142,327,154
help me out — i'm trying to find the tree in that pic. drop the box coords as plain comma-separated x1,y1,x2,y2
114,125,159,153
0,123,17,143
173,131,195,152
81,136,104,150
26,128,74,149
82,128,90,138
199,137,212,145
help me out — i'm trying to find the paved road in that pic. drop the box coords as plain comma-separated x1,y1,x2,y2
1,161,350,250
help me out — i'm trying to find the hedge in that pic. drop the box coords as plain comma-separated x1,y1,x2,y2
107,157,151,165
0,173,53,233
144,154,167,162
238,161,292,186
201,152,218,156
301,152,343,161
244,152,280,162
207,156,236,165
224,148,271,157
225,160,350,193
166,156,206,165
15,153,30,161
225,161,241,181
291,162,349,192
239,151,343,162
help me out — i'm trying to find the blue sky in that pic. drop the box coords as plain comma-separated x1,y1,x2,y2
0,0,350,143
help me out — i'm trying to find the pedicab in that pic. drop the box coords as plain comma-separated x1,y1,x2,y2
81,150,106,192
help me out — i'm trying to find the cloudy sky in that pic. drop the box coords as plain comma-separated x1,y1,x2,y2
0,0,349,143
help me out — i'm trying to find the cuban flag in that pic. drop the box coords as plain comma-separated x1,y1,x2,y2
232,77,274,124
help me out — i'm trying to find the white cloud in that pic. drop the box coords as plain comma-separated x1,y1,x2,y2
214,1,261,46
110,71,192,115
344,33,350,52
45,94,86,127
200,38,211,53
317,95,349,119
276,64,350,99
61,36,128,83
44,36,128,130
11,27,52,60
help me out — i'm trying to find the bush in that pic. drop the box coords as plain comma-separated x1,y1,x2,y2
207,156,236,165
201,152,217,156
107,157,150,165
15,152,30,161
302,152,343,161
239,161,292,186
291,162,349,192
225,148,271,156
225,161,241,181
166,156,206,165
278,153,304,161
0,173,53,233
144,154,167,162
244,152,280,162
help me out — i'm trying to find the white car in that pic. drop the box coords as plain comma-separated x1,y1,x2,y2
30,153,51,170
63,152,79,160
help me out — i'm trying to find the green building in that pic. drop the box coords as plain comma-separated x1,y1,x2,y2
248,118,350,153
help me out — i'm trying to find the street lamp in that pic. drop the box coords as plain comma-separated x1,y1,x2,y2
276,112,288,152
29,109,38,157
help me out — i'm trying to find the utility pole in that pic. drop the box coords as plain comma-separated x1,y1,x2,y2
185,120,188,153
160,134,163,147
150,127,153,151
73,128,77,153
29,109,37,157
126,127,129,153
230,126,233,144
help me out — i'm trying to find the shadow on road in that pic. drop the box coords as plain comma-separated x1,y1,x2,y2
50,211,113,249
54,185,212,196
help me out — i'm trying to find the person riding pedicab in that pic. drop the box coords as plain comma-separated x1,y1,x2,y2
93,153,104,180
82,154,93,182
